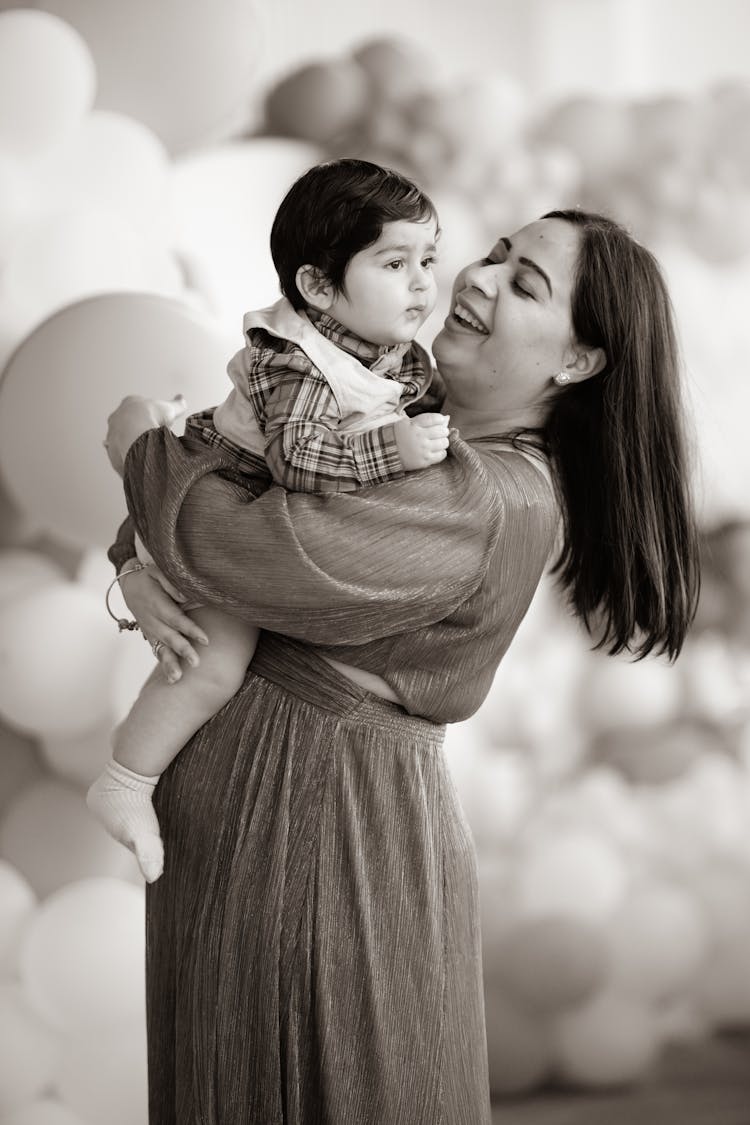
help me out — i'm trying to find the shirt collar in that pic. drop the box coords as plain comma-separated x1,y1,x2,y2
306,309,402,365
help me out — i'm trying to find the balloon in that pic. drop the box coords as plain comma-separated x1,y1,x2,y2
484,987,551,1097
0,548,66,607
0,722,44,818
0,983,61,1112
0,583,120,737
22,0,262,155
19,877,145,1031
515,828,629,924
0,778,138,897
172,138,323,330
533,96,634,184
0,153,43,258
264,59,369,144
580,653,684,736
0,861,36,978
488,915,611,1014
0,9,95,161
1,206,184,330
694,938,750,1028
594,721,706,785
2,1100,88,1125
608,881,708,1002
551,989,661,1088
57,1021,148,1125
110,634,157,725
693,860,750,948
36,110,171,241
457,748,535,846
40,719,114,788
351,38,436,106
0,293,230,547
74,548,114,596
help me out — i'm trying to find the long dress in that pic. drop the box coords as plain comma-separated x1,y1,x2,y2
115,421,558,1125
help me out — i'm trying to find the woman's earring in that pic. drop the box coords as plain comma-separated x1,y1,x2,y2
554,371,571,386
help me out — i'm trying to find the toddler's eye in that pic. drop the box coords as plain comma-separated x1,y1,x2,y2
385,259,404,270
422,255,438,268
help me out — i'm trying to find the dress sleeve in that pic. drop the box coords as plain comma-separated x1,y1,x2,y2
121,426,496,646
263,369,405,492
107,515,137,572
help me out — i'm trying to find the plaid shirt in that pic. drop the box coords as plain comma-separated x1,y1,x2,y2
217,310,435,493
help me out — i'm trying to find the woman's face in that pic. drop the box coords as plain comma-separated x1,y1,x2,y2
432,218,582,419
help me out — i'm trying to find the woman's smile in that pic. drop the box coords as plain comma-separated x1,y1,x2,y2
450,297,490,335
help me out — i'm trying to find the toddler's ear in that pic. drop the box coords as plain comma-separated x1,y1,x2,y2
296,264,335,310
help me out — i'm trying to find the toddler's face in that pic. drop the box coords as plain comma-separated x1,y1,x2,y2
327,218,439,346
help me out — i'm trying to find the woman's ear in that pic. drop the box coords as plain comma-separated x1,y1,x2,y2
565,345,606,384
296,264,335,311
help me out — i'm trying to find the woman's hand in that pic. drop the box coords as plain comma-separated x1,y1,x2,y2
119,560,208,683
104,394,187,476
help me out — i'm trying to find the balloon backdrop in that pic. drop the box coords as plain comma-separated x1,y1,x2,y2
0,9,94,161
19,877,145,1031
0,293,232,546
8,0,262,155
0,983,61,1112
0,584,120,737
171,138,323,329
0,779,137,897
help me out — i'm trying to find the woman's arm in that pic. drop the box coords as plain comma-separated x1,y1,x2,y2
121,424,498,647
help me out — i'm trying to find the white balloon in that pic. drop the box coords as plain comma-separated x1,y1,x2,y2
580,652,684,736
2,207,183,327
0,583,120,737
0,860,36,979
20,877,145,1032
551,988,662,1087
0,549,66,607
40,720,115,787
172,138,323,329
515,828,629,924
0,983,61,1113
0,153,43,258
2,1099,88,1125
0,293,231,547
57,1020,148,1125
0,9,95,161
110,633,157,725
0,722,44,820
74,549,114,596
0,778,137,898
608,881,709,1002
36,110,172,241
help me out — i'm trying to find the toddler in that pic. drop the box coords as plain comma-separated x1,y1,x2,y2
87,159,449,882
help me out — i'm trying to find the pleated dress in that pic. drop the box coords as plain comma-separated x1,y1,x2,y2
114,420,559,1125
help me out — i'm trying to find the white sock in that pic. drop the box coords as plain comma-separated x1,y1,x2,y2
86,759,165,883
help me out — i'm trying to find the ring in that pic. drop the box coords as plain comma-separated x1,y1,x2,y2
150,639,165,658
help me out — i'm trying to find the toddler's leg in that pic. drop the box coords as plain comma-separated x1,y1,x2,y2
87,607,258,882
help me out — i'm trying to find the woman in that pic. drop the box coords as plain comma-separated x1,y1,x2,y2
105,211,699,1125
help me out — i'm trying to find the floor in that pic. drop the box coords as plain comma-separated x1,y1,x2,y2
492,1034,750,1125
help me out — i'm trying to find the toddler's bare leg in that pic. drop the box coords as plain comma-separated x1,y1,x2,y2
87,607,258,881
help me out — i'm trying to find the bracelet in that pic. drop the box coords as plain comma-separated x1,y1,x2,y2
105,561,147,632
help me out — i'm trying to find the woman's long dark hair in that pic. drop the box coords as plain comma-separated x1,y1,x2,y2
542,209,700,660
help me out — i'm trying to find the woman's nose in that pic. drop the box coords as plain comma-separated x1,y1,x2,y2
462,261,499,297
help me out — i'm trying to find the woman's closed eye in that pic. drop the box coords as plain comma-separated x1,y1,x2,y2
512,277,535,299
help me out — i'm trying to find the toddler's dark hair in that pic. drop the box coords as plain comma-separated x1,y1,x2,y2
270,158,438,310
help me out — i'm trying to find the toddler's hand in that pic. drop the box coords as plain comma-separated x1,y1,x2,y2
395,413,450,471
